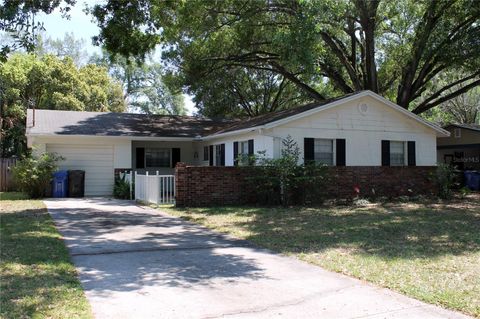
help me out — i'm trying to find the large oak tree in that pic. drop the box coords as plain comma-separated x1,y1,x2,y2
90,0,480,116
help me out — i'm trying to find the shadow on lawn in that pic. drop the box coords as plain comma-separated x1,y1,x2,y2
0,208,87,318
177,200,480,259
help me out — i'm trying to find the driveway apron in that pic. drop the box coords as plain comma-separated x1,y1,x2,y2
44,198,471,319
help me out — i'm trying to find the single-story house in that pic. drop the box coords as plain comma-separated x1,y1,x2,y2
26,90,449,196
437,124,480,170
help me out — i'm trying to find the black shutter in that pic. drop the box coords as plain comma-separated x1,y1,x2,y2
209,145,214,166
233,141,239,166
336,139,346,166
220,143,225,166
407,141,416,166
248,139,254,155
136,148,145,169
203,146,209,161
304,138,314,164
381,140,390,166
171,148,180,168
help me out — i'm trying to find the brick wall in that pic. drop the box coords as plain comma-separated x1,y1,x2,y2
175,163,436,207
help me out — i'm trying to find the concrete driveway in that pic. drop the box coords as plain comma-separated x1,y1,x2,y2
44,198,470,319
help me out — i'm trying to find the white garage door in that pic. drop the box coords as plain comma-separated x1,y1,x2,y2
46,144,114,196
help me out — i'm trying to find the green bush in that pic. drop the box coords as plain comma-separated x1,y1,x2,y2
247,136,329,206
113,174,131,199
434,163,458,199
11,152,64,198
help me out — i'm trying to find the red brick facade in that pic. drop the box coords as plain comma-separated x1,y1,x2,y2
175,163,436,207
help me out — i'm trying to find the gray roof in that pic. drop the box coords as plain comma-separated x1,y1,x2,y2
27,91,441,138
26,109,231,138
445,123,480,132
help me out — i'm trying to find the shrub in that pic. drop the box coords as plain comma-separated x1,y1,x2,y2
247,136,329,206
11,152,63,198
113,174,131,199
434,163,458,199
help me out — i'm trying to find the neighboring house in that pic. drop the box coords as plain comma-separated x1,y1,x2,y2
26,90,449,196
437,124,480,170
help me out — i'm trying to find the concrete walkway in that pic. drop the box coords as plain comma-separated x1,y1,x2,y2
44,198,471,319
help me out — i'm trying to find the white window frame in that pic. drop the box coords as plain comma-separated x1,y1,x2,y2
238,140,249,156
314,138,336,166
145,148,171,168
235,140,250,166
389,141,406,166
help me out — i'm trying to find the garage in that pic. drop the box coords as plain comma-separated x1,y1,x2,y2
46,144,114,196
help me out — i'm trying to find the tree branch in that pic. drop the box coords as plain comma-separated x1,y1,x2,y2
412,76,480,114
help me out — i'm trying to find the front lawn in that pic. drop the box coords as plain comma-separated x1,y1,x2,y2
164,194,480,317
0,193,92,319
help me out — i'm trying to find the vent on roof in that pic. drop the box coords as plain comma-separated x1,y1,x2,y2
358,103,369,116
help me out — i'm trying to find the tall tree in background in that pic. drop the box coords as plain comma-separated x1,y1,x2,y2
424,82,480,125
0,0,76,60
90,0,480,116
36,32,89,66
191,67,311,117
0,53,125,157
90,51,186,115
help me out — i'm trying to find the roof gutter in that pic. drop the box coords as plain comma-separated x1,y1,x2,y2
25,133,197,142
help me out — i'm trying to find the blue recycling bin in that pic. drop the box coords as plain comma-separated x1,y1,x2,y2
52,170,69,198
464,171,480,191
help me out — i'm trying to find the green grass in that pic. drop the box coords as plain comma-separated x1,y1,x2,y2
163,194,480,317
0,194,92,319
0,192,30,200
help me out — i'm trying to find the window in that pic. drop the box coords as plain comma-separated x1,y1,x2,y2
203,146,209,161
239,141,249,155
390,141,405,166
314,139,334,165
215,145,222,166
145,148,170,168
454,128,461,138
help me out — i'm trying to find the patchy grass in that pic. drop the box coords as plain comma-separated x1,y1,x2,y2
0,195,92,319
0,192,29,200
163,194,480,317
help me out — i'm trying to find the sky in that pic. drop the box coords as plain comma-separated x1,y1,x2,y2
36,0,197,115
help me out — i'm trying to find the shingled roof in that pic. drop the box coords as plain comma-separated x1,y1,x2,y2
444,123,480,132
27,91,447,139
26,109,232,138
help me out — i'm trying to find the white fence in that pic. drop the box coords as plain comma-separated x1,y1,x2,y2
128,171,175,205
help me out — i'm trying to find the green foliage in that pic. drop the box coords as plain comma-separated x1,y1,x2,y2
433,164,459,199
35,32,90,66
11,152,64,199
113,175,131,199
422,84,480,125
248,136,329,206
90,0,480,116
0,0,76,60
0,53,126,157
90,51,186,115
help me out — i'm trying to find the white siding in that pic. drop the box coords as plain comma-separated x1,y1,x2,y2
46,143,114,196
269,96,437,165
198,132,274,167
203,95,438,166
